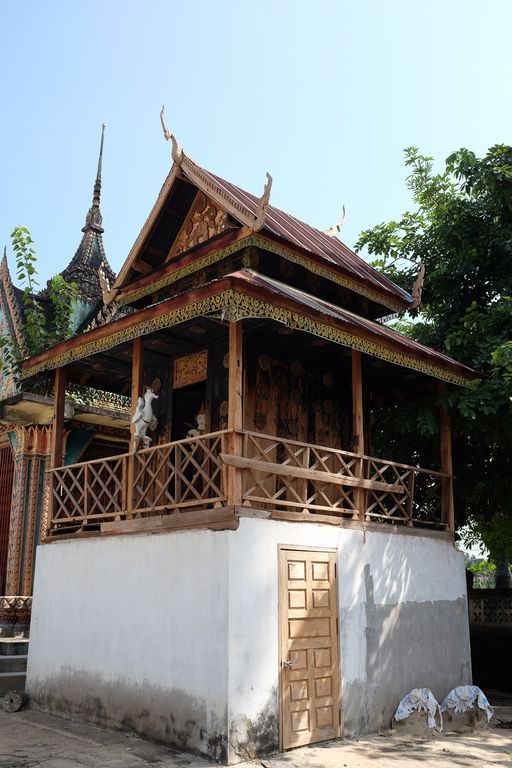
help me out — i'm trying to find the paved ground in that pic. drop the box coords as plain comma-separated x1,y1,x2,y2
0,705,511,767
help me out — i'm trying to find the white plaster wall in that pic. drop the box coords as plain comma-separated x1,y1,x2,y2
226,518,471,757
27,531,231,760
27,519,471,763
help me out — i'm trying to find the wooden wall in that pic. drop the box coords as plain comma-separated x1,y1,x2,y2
243,331,352,450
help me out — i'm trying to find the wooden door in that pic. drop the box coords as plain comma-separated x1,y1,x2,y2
279,547,341,749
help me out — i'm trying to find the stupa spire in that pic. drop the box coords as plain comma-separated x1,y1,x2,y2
83,123,105,233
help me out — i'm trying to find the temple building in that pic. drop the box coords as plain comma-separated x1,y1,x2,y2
0,127,130,625
9,117,475,761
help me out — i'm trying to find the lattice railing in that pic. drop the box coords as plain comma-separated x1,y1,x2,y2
230,431,360,518
47,429,452,536
48,431,228,536
366,457,447,527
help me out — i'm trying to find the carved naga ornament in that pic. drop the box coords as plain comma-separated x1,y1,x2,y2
324,205,346,237
132,387,159,451
159,106,272,232
410,262,425,310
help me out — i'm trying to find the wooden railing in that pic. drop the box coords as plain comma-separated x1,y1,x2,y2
49,431,228,535
47,429,452,537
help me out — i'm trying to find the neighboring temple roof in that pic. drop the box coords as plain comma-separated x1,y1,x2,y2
111,130,413,313
21,269,477,387
42,125,116,304
0,251,25,354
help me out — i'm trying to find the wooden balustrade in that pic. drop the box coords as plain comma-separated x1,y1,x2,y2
46,429,452,538
48,431,228,536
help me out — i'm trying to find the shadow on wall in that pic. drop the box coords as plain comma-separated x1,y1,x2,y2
343,534,470,733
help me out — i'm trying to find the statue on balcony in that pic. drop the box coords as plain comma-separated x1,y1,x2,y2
132,387,159,451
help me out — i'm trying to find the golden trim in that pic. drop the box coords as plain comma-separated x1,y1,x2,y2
117,234,407,312
22,289,473,387
173,350,208,388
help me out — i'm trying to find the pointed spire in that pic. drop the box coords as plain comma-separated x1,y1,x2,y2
51,124,116,304
83,123,105,233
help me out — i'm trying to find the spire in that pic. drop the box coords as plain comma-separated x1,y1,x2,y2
50,124,116,304
83,123,105,233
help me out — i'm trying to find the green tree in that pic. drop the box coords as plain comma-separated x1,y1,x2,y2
356,145,512,587
1,227,78,386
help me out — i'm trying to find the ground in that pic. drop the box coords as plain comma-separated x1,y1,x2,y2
0,707,511,768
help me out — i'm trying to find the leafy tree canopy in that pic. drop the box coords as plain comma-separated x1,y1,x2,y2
356,145,512,566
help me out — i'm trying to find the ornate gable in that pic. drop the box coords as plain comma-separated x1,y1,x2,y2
167,191,232,262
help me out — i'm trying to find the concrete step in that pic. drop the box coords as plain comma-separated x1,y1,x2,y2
0,655,27,673
0,672,26,695
0,639,29,656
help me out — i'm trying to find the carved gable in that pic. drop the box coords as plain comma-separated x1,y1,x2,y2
167,191,232,262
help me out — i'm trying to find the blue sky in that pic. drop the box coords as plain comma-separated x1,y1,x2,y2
1,0,511,288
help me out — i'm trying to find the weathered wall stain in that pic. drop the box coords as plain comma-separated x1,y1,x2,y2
29,670,228,763
228,687,279,762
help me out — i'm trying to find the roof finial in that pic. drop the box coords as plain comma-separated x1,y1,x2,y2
83,124,105,232
254,172,273,231
410,262,425,309
324,205,346,237
160,105,183,165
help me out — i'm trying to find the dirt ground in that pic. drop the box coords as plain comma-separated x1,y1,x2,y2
0,705,511,768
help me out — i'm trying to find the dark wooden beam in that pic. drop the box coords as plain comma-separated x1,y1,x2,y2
227,321,243,507
50,367,66,469
351,349,366,521
438,382,454,532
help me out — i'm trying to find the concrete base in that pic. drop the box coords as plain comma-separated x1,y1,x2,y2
27,519,472,763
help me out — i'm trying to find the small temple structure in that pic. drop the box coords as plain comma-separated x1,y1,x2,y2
2,116,474,761
0,127,130,620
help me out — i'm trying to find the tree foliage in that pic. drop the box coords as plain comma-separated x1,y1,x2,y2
356,145,512,563
1,227,78,386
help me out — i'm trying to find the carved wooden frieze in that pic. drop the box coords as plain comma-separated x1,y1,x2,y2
173,350,208,389
168,191,232,261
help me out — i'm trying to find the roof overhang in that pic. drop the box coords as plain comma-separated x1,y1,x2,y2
22,270,477,388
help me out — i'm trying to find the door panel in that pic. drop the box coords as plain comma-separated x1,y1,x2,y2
279,548,341,749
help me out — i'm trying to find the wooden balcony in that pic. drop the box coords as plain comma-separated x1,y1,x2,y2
46,430,454,539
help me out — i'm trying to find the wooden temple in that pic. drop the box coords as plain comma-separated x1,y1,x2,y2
20,119,476,760
19,122,476,541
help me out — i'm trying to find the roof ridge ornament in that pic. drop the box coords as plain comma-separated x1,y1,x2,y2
324,205,346,237
410,262,425,309
254,172,273,232
160,106,184,165
159,106,271,232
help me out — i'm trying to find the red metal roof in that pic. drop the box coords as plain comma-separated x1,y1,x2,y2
195,165,413,306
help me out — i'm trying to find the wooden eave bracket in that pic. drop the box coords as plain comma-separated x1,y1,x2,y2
160,106,273,233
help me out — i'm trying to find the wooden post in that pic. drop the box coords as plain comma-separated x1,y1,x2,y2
227,321,243,507
50,367,66,469
351,350,366,521
127,337,144,517
438,382,455,532
130,336,144,443
49,366,66,534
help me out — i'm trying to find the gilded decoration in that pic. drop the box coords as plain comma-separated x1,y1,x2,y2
167,192,231,261
13,426,52,457
118,234,407,312
173,350,208,389
23,288,473,388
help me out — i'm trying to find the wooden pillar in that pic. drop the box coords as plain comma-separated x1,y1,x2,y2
50,367,66,469
227,321,243,507
438,382,455,532
131,338,144,419
351,350,366,520
127,337,144,517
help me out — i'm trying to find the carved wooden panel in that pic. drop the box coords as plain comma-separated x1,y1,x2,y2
167,191,231,261
173,350,208,389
